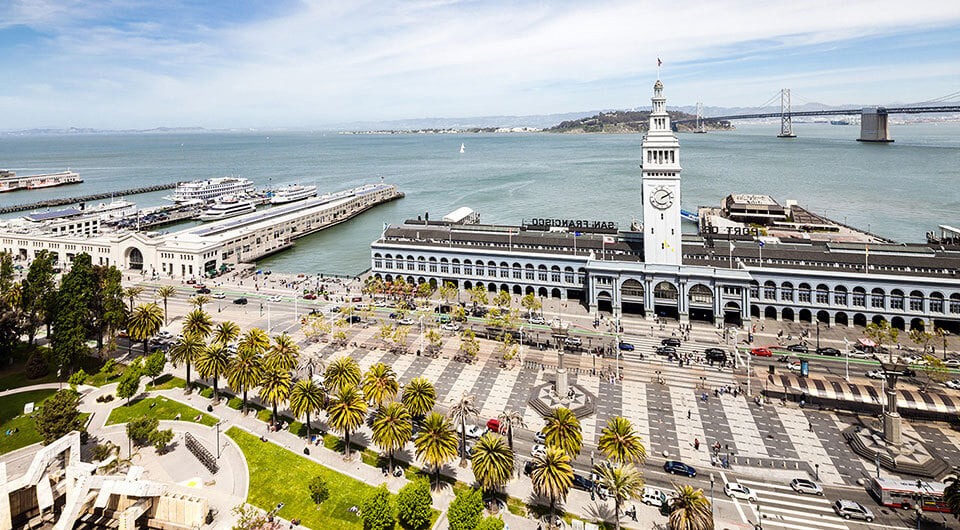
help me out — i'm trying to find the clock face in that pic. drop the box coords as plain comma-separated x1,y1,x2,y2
650,186,674,210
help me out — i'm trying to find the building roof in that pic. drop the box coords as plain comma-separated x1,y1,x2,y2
24,208,83,222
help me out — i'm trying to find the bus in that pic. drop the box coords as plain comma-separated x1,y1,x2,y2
869,477,951,513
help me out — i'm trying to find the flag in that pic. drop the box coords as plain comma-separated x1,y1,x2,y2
603,236,615,244
865,244,869,255
664,240,674,251
574,231,582,237
758,240,764,247
730,242,735,251
657,58,662,67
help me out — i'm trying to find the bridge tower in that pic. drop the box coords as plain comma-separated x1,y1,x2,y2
778,88,796,138
695,100,706,133
857,107,894,142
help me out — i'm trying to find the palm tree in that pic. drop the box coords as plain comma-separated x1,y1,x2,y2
543,407,582,458
326,385,367,460
448,393,479,466
170,334,205,388
127,303,163,355
259,366,292,428
266,333,299,371
155,286,177,326
371,401,412,472
324,356,361,393
124,286,144,312
595,463,644,530
362,363,399,408
530,446,573,527
497,409,525,454
239,327,270,354
189,294,211,312
2,281,22,308
212,320,241,346
196,342,232,402
226,346,263,414
289,378,326,440
402,378,436,419
471,433,514,493
945,476,960,518
597,416,647,466
182,309,213,340
668,484,714,530
414,412,458,487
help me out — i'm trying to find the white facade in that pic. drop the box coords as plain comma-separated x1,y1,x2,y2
641,79,682,266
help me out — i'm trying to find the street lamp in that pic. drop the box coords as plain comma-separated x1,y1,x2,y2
216,420,223,459
710,473,715,520
815,463,820,481
816,320,821,352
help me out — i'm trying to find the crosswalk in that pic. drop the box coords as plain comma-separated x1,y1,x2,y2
732,478,849,530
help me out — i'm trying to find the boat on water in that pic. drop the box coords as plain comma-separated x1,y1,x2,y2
270,184,318,204
460,143,465,154
198,197,256,221
0,170,83,193
166,177,255,203
830,120,851,126
85,198,137,221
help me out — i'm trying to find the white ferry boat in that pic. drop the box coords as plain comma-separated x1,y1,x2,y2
166,177,255,203
270,184,318,204
198,197,256,221
85,198,137,221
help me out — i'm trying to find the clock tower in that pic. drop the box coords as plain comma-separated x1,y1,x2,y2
641,78,682,265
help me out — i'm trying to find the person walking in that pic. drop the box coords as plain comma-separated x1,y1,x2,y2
694,438,700,450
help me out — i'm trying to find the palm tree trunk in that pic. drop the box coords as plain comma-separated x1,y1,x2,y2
550,498,556,530
459,417,467,466
614,498,621,530
306,411,311,440
242,389,248,414
345,430,351,459
163,300,168,326
272,402,278,428
143,339,149,356
213,378,219,402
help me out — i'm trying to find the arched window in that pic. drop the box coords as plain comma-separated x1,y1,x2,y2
871,288,885,308
513,262,522,280
550,265,561,283
890,289,904,310
852,287,866,307
749,281,759,299
780,282,794,302
798,283,811,303
452,258,461,275
816,284,829,304
474,260,484,276
463,259,473,276
909,290,924,312
428,256,437,273
440,257,449,274
950,293,960,314
654,281,679,301
689,284,713,305
763,280,776,300
417,256,426,272
538,264,548,282
929,292,944,313
525,264,534,280
500,262,509,278
564,266,574,284
833,285,848,306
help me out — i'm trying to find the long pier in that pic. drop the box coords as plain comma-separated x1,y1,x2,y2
0,183,178,215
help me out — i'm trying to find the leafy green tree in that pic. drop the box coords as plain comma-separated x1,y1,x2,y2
595,463,644,530
396,478,432,530
363,362,399,407
170,334,205,388
150,428,174,453
324,356,361,393
447,487,483,530
127,416,159,445
231,504,273,530
327,385,367,460
469,285,488,308
155,286,177,326
25,350,49,379
530,446,573,525
117,362,142,404
372,402,412,472
360,483,394,530
865,318,900,363
413,412,457,487
459,329,480,361
289,378,326,440
34,390,83,444
127,303,163,355
449,393,479,466
68,369,88,388
183,309,213,340
521,292,541,318
227,346,264,414
597,416,647,466
477,517,505,530
402,378,436,418
266,332,299,372
52,253,96,367
543,407,582,458
471,433,514,493
188,294,211,312
492,290,511,309
91,265,126,352
213,320,241,346
258,366,292,428
22,250,57,344
196,342,232,401
0,252,13,293
668,484,713,530
144,349,166,386
917,354,949,392
438,281,458,307
308,475,330,505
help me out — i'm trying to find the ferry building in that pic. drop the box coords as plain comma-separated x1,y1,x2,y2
370,80,960,333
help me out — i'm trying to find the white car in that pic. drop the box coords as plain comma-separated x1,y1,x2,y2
946,359,960,369
723,482,758,501
441,323,461,332
531,444,547,458
398,318,415,326
534,431,546,445
528,315,546,325
457,424,485,439
789,361,802,372
267,295,282,303
212,292,226,299
865,370,886,380
641,488,667,508
790,478,823,495
946,379,960,390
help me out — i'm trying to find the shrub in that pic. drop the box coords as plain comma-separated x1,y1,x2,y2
227,397,243,410
126,416,159,446
200,387,214,399
150,428,174,452
448,488,483,530
96,394,114,403
34,390,82,444
91,443,117,462
100,359,117,374
68,369,88,387
396,478,432,530
477,517,505,530
256,409,272,423
360,484,395,530
289,421,305,436
25,351,49,379
307,475,329,505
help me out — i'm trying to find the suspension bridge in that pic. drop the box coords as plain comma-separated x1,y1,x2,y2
676,88,960,142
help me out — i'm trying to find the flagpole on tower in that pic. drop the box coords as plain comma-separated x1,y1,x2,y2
657,57,662,80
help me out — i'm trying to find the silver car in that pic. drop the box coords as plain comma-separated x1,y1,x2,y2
790,478,823,495
833,500,874,522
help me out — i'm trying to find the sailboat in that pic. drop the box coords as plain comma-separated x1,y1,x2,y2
459,143,465,154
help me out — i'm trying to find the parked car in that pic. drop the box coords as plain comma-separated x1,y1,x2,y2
346,315,362,324
663,461,696,477
528,315,546,325
486,419,501,433
662,337,681,347
267,295,282,302
192,283,205,289
457,424,485,439
750,347,773,357
866,370,886,380
723,482,758,501
705,348,727,363
790,478,823,495
945,359,960,369
531,444,546,458
436,315,451,324
641,488,667,508
212,291,226,299
817,347,841,356
441,323,461,332
564,337,582,347
946,379,960,390
786,344,809,353
534,431,546,445
656,346,677,356
302,293,317,300
618,342,635,351
833,500,874,522
233,297,248,305
571,474,595,491
398,318,415,326
523,460,534,476
789,361,802,372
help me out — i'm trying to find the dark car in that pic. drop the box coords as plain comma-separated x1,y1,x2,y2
705,348,727,363
656,346,677,356
389,312,401,319
817,347,841,356
663,460,697,477
571,474,595,491
233,297,248,305
619,342,635,351
662,337,681,347
346,315,362,323
786,344,809,354
523,461,533,476
197,287,211,294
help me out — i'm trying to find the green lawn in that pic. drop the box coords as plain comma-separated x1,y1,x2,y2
145,374,187,391
0,389,57,454
228,427,376,530
106,396,218,427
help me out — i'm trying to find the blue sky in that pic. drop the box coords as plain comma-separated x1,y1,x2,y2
1,0,959,129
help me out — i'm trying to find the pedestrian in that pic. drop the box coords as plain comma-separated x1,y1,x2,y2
695,438,700,450
688,409,691,420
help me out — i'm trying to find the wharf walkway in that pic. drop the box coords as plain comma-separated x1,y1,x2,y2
0,183,179,214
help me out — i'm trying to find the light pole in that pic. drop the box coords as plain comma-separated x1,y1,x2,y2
216,420,223,459
747,347,752,397
418,315,424,354
267,301,271,333
710,473,715,520
816,320,821,352
815,463,819,481
519,325,524,365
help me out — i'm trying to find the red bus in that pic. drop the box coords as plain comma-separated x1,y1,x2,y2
869,477,951,513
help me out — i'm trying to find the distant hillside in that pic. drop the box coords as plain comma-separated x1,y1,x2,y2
548,110,733,133
329,111,605,131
